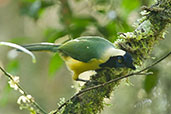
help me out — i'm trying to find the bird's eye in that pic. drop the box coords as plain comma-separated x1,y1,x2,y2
117,56,123,63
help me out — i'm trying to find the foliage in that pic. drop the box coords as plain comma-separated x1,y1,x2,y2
143,68,159,94
0,0,171,114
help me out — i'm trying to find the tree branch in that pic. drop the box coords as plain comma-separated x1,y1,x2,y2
54,51,171,113
0,67,47,114
53,0,171,114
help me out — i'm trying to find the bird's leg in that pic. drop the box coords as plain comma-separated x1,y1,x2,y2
73,73,101,84
75,78,89,82
76,78,102,85
73,73,89,82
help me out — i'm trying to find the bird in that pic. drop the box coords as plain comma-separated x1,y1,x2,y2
20,36,136,82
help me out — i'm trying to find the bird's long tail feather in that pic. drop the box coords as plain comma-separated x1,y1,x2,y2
19,43,60,52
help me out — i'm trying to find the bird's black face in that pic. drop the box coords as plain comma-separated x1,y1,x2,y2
99,52,136,70
122,52,136,70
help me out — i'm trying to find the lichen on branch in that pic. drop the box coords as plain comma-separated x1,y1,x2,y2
116,0,171,66
57,0,171,114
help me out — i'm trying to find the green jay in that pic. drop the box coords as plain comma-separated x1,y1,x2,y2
20,36,136,81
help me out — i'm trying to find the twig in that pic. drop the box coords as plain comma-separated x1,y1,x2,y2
54,51,171,113
0,67,47,114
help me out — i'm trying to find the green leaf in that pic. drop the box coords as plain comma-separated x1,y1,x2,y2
72,16,96,27
20,0,54,20
49,53,63,76
97,19,132,42
45,28,67,43
6,60,20,75
143,68,159,94
28,0,42,18
122,0,140,12
0,85,11,106
95,0,108,4
0,42,36,63
69,16,96,38
9,37,29,44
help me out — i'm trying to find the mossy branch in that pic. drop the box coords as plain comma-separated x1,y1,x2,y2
54,0,171,114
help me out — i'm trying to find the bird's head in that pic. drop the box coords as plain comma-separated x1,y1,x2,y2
122,52,136,70
100,52,136,70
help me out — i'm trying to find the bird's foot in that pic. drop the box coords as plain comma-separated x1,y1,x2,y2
76,78,102,85
76,78,89,82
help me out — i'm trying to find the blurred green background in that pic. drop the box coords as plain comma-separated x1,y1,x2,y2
0,0,171,114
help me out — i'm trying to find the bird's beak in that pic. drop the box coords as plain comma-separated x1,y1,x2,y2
129,64,136,70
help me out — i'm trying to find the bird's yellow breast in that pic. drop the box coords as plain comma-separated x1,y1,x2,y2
61,56,103,80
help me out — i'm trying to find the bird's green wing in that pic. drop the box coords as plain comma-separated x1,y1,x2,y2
58,36,115,62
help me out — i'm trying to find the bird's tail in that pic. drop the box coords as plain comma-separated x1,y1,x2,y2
19,43,60,52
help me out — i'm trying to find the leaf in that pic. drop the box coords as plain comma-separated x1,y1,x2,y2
19,0,54,20
45,28,67,43
28,0,42,18
69,16,96,38
49,53,63,76
0,42,36,63
97,19,132,42
143,68,159,94
0,85,11,106
122,0,140,12
6,60,20,75
9,37,29,44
